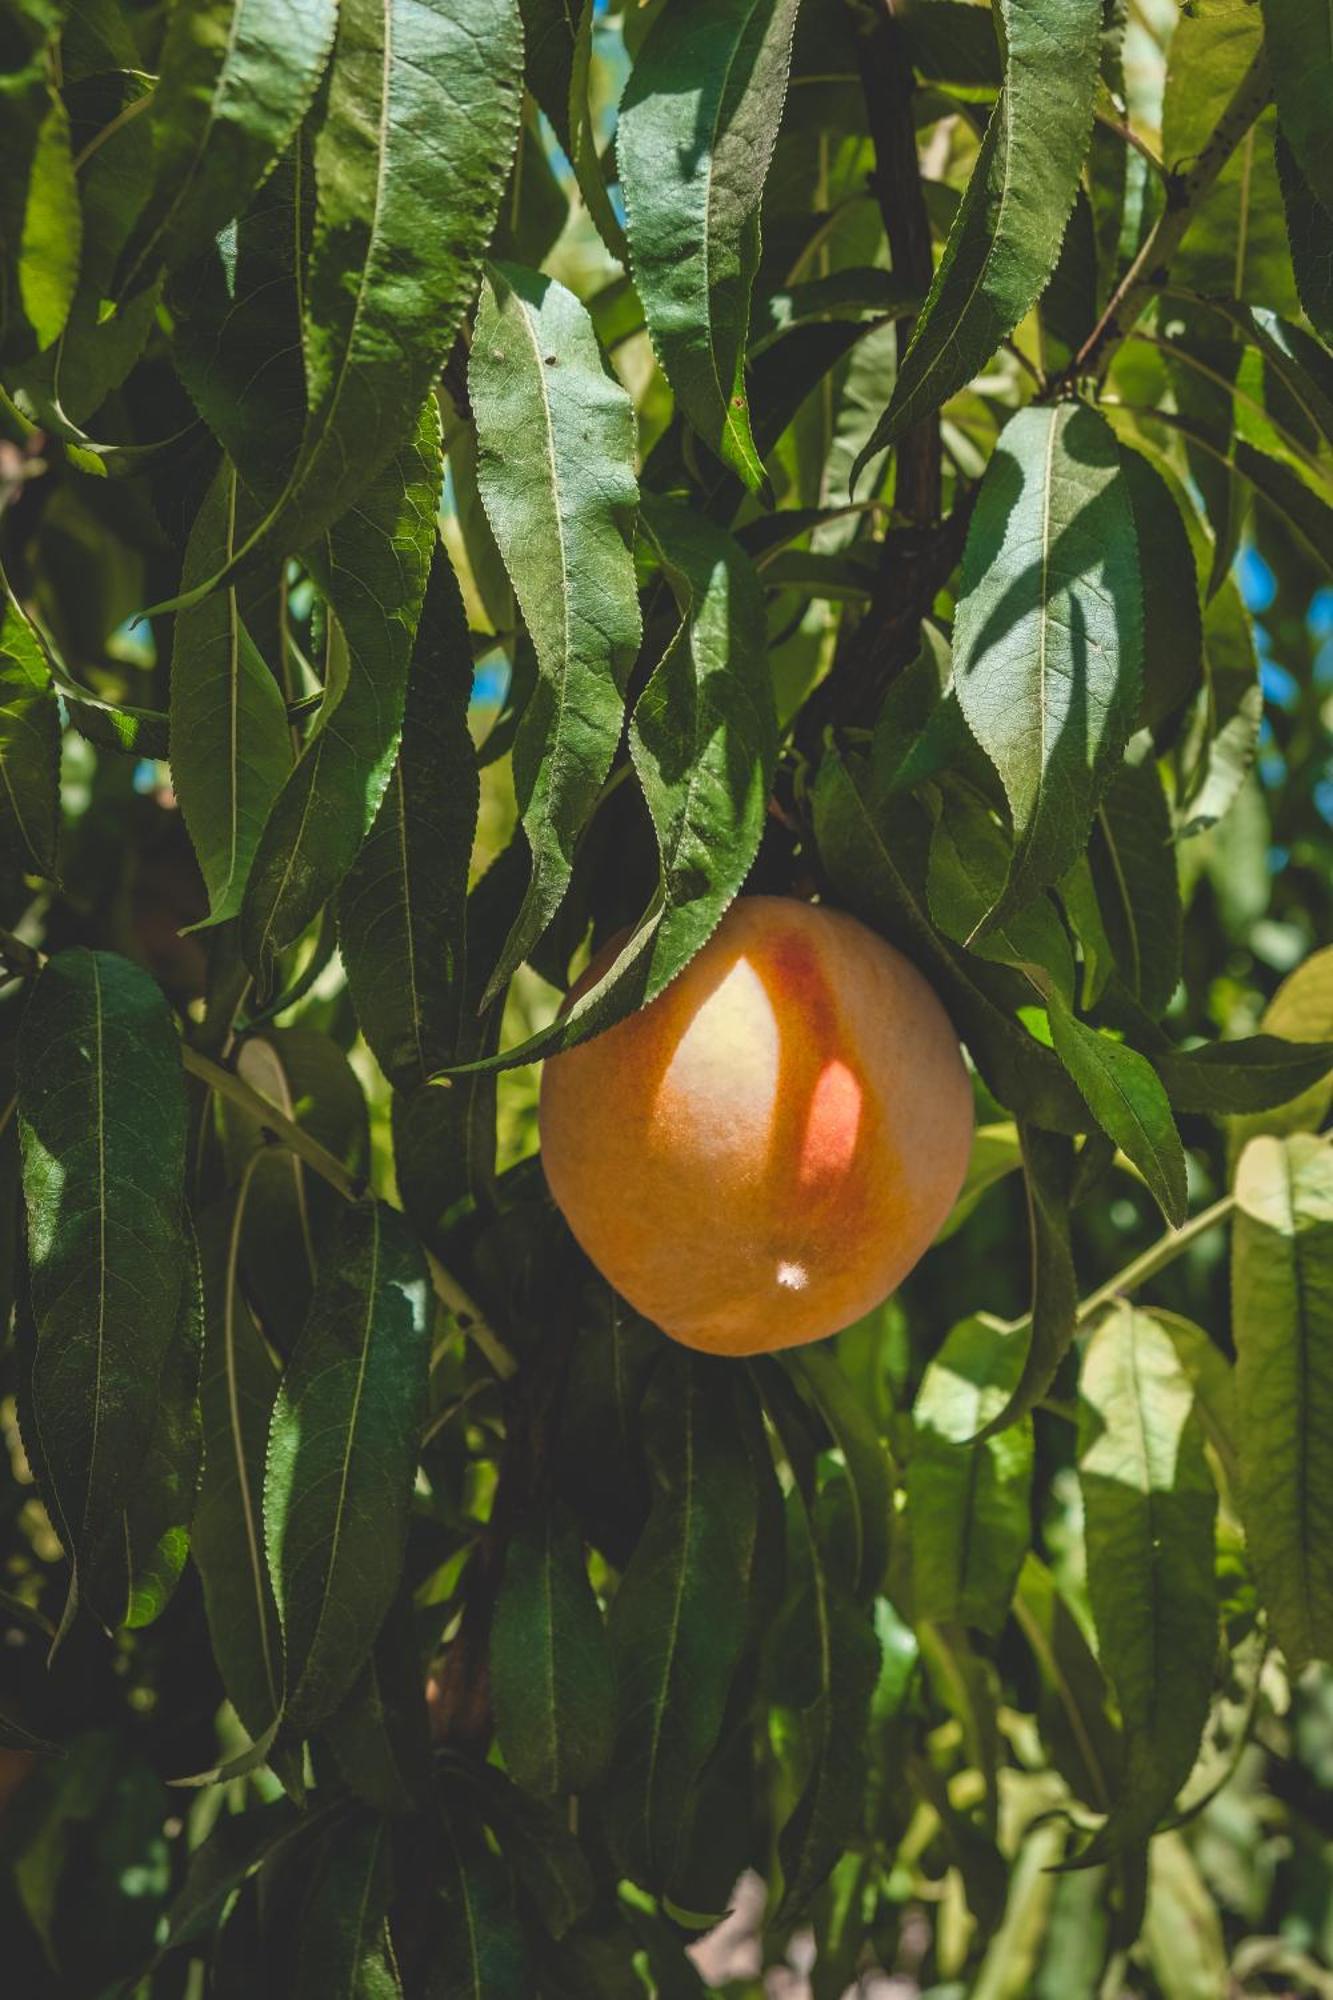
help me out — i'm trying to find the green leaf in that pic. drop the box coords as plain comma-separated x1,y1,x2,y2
626,498,778,969
18,83,78,350
1163,0,1297,313
1014,1554,1118,1815
292,1812,399,2000
264,1200,431,1733
910,1316,1034,1635
442,1757,595,1939
1047,1001,1188,1225
193,1182,285,1744
1229,947,1333,1155
1089,757,1181,1020
925,777,1077,1003
489,1501,616,1798
785,1346,893,1602
0,3,79,361
555,1279,659,1567
168,153,309,501
227,1028,369,1338
179,0,522,593
0,568,60,878
17,950,188,1626
868,620,968,801
430,1800,529,2000
1232,1134,1333,1670
812,749,1088,1134
468,263,641,1002
123,1228,204,1629
338,548,479,1091
604,1354,761,1888
937,1120,1025,1243
518,0,578,148
952,402,1144,923
163,1799,311,1949
170,462,293,927
618,0,803,490
1149,1309,1240,1500
115,0,338,295
1260,0,1333,221
390,846,526,1242
853,0,1102,467
1178,571,1262,836
774,1540,880,1921
1077,1304,1218,1859
324,1593,433,1815
1138,408,1333,572
569,0,629,263
1154,1034,1333,1116
452,500,775,1076
1277,132,1333,342
974,1126,1079,1441
1119,445,1203,732
240,399,442,980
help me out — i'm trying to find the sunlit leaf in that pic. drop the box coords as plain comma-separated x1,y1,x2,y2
0,570,60,879
952,403,1143,924
619,0,803,490
910,1315,1034,1634
170,461,292,927
1163,0,1297,313
265,1200,431,1732
1232,1134,1333,1669
115,0,338,295
241,399,441,980
853,0,1103,468
17,951,188,1626
1077,1304,1218,1860
468,263,641,1002
338,548,478,1091
193,1180,285,1745
1047,1000,1188,1225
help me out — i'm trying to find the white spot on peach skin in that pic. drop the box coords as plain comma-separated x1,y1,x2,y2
776,1261,809,1291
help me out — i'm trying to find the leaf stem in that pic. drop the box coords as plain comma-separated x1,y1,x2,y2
181,1044,521,1381
1092,109,1164,176
1073,1189,1235,1325
180,1044,367,1201
424,1249,518,1382
1060,45,1271,386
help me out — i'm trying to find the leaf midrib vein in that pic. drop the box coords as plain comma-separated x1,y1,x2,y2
294,1205,380,1707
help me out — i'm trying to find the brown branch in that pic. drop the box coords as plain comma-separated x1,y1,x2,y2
1060,45,1271,387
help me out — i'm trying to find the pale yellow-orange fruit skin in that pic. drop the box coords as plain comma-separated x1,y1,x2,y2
539,896,973,1357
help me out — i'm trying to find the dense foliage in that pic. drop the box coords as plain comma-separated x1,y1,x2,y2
2,0,1333,1992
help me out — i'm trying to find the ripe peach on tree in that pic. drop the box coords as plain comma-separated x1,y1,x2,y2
540,896,973,1355
2,0,1331,1987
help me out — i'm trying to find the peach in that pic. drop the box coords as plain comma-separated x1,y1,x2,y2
539,896,973,1356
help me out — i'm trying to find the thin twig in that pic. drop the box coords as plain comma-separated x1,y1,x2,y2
425,1248,518,1383
180,1045,367,1201
1092,108,1165,175
1072,1190,1236,1327
1057,46,1272,388
184,1044,520,1379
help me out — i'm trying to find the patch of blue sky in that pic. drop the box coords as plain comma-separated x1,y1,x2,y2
1237,543,1276,614
1261,659,1299,710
